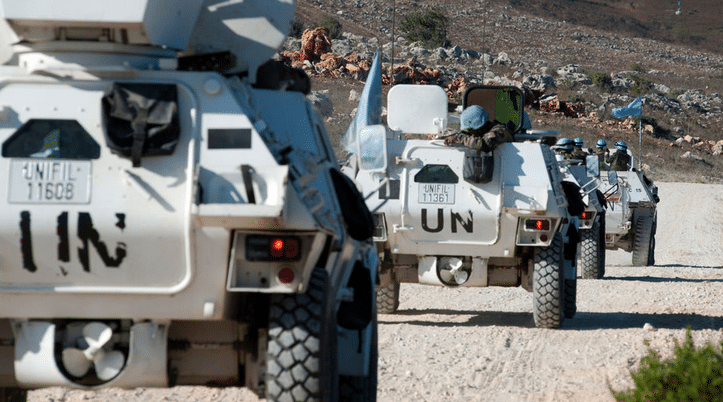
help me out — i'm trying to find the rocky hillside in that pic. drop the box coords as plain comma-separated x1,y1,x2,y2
291,0,723,184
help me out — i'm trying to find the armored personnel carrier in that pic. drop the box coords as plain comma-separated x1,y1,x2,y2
0,1,378,401
344,82,581,329
601,158,658,266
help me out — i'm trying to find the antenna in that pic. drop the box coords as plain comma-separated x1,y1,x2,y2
391,0,395,86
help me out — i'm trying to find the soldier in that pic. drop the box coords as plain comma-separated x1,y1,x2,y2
553,137,575,159
594,139,610,169
445,105,513,152
609,141,631,171
571,137,588,160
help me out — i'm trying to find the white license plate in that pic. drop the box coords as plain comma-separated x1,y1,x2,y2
8,159,91,204
418,183,455,204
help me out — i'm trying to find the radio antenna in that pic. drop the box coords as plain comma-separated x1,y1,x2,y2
391,0,395,86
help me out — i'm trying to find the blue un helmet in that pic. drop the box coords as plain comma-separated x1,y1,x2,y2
460,105,489,131
596,139,607,148
556,137,574,152
573,137,584,147
615,141,627,151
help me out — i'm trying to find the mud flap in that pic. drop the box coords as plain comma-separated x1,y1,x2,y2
330,168,375,241
561,181,586,216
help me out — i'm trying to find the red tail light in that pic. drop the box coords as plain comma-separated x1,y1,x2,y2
246,236,301,261
525,219,550,231
580,212,593,220
278,267,296,284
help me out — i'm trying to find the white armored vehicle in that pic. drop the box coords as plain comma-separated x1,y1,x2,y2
601,155,658,266
0,1,379,401
345,82,581,329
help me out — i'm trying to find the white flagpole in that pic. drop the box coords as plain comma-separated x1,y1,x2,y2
638,118,642,170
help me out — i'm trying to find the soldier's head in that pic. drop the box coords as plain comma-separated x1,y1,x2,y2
615,141,627,152
460,105,489,133
574,137,584,148
596,139,607,149
555,138,574,154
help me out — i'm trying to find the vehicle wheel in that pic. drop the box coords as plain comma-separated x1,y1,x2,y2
339,309,378,402
376,282,400,314
579,218,603,279
533,232,564,328
0,388,27,402
266,268,337,402
631,216,654,267
564,278,576,319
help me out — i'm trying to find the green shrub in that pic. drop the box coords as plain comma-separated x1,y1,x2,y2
630,63,643,72
631,75,652,95
592,73,614,93
290,18,307,39
400,6,450,49
318,17,343,39
611,328,723,402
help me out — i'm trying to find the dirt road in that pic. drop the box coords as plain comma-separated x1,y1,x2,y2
29,182,723,401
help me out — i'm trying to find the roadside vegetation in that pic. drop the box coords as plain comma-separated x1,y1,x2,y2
611,329,723,401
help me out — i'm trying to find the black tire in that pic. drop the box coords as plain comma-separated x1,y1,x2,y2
376,282,400,314
339,309,378,402
580,217,603,279
598,213,606,278
564,278,577,319
631,215,654,267
0,388,27,402
533,232,565,328
266,268,337,402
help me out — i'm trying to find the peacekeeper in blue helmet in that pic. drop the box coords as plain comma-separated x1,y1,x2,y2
444,105,513,152
553,137,575,159
571,137,588,160
609,141,631,171
594,139,610,168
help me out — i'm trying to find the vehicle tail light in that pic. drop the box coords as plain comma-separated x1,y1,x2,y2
246,235,301,261
525,219,550,231
277,267,295,284
580,212,593,220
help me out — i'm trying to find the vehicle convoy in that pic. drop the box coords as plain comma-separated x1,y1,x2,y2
552,148,608,280
0,1,379,401
343,81,582,329
600,149,659,267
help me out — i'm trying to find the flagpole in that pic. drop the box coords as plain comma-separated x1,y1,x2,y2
638,118,642,170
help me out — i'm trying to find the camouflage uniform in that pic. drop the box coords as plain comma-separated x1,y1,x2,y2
446,123,513,152
609,150,631,171
570,145,588,161
594,147,609,169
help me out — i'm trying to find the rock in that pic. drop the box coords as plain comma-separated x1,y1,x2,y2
643,323,657,331
680,151,704,161
348,89,359,102
307,91,333,117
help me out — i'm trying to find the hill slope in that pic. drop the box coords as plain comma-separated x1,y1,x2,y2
295,0,723,183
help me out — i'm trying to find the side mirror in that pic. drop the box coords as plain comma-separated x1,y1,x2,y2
607,170,618,186
358,125,387,172
585,155,599,178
